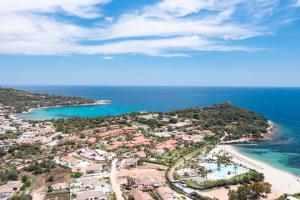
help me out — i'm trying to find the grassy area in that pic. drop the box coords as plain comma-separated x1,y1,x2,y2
185,179,202,189
295,195,300,199
29,166,71,198
107,192,116,200
156,148,192,165
167,145,209,182
44,191,70,200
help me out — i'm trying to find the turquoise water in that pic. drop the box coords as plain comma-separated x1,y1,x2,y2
17,104,142,120
200,163,248,180
10,86,300,177
237,146,300,176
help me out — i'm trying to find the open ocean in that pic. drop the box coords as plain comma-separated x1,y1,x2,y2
12,86,300,176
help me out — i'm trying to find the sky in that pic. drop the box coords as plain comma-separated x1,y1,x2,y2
0,0,300,86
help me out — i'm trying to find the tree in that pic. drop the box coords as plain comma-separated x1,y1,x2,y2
169,118,178,124
228,182,271,200
47,186,54,193
0,169,18,181
46,175,54,183
126,177,136,190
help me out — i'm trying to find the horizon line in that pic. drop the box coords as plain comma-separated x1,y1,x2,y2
2,84,300,89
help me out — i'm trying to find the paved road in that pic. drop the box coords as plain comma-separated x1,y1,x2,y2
110,159,124,200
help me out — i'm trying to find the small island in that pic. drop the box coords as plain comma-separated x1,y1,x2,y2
0,87,299,200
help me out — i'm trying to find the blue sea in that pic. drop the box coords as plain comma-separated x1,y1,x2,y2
11,86,300,176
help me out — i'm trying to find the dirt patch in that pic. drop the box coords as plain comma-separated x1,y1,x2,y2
29,166,71,200
44,192,70,200
137,162,168,170
117,163,167,185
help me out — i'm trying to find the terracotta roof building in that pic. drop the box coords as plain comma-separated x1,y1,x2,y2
130,189,154,200
157,187,177,200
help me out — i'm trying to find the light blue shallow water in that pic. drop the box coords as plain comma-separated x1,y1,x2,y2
10,86,300,176
17,104,142,120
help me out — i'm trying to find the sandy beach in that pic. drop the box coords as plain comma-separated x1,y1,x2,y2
211,145,300,198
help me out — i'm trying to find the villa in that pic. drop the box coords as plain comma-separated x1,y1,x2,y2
127,134,152,147
75,190,107,200
86,163,103,174
197,130,215,137
137,177,161,190
107,141,124,151
78,148,114,163
155,139,178,155
51,182,69,191
132,150,147,158
157,187,177,200
87,137,97,143
0,181,22,200
181,134,203,143
130,189,154,200
75,177,109,191
119,158,138,169
55,155,80,168
99,127,136,139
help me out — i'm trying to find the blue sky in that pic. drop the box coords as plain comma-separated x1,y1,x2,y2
0,0,300,86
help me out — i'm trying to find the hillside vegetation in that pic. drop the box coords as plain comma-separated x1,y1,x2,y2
52,103,269,140
0,87,95,113
172,103,269,140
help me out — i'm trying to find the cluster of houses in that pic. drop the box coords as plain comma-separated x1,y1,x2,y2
0,101,221,200
53,147,115,200
0,117,62,151
55,148,115,174
16,121,58,145
0,104,10,117
127,176,178,200
0,116,16,135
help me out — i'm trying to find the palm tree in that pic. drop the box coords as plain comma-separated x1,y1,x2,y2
126,177,136,190
234,164,237,174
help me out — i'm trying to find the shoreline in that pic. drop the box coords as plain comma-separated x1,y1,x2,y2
213,144,300,196
221,120,276,145
12,100,111,119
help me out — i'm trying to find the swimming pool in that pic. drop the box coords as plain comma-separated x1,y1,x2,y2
200,162,248,180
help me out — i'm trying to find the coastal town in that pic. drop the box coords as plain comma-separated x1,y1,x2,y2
1,88,300,200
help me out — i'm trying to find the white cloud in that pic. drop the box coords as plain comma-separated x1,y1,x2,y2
156,0,241,17
0,0,110,18
94,14,262,41
0,0,291,57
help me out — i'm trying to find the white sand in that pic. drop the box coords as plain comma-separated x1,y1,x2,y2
212,145,300,197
